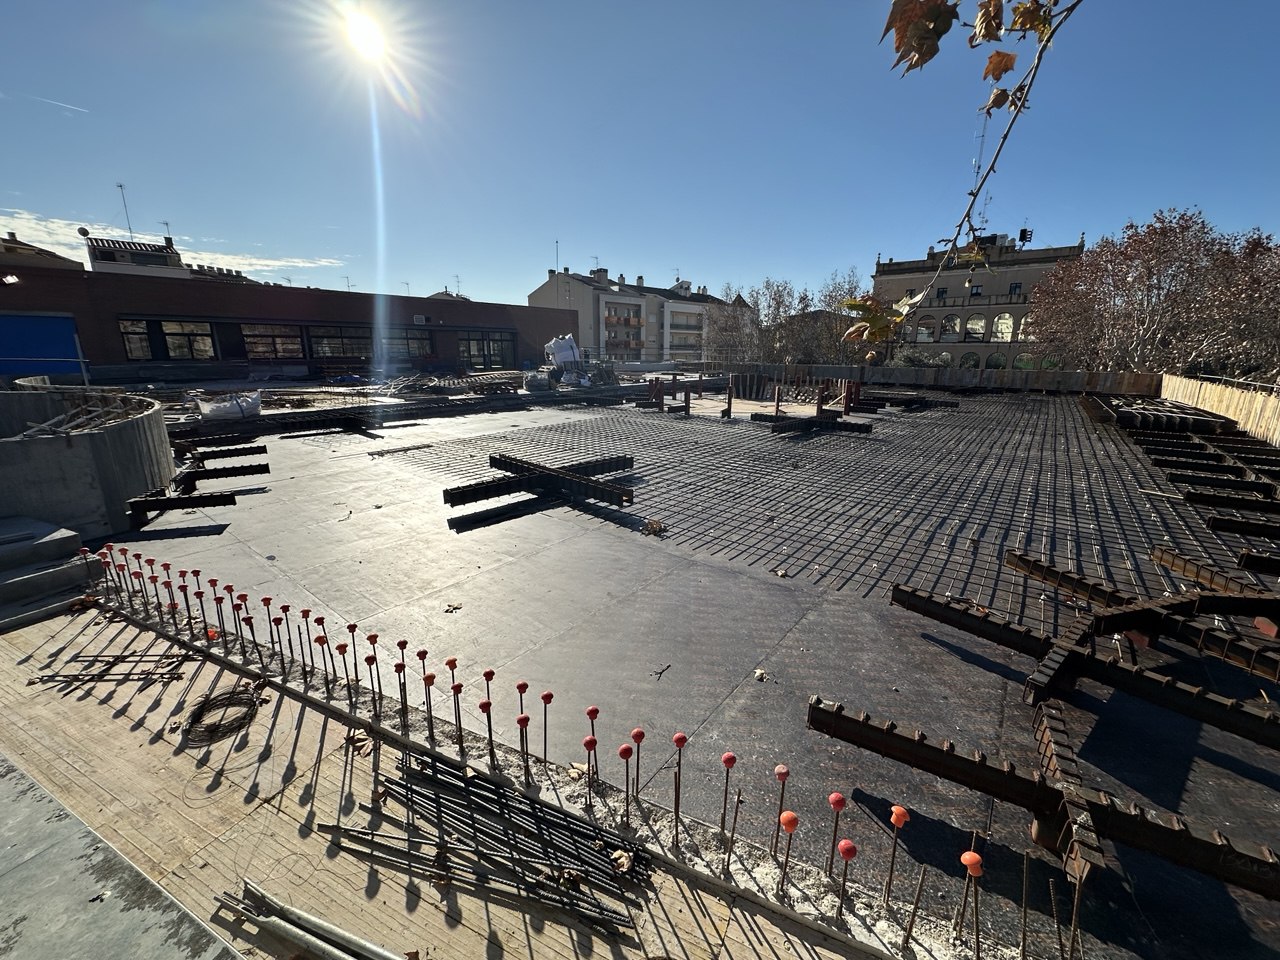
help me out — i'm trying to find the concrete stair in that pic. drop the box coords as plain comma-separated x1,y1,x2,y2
0,518,101,634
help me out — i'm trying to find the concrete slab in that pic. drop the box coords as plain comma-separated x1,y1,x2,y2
82,397,1280,960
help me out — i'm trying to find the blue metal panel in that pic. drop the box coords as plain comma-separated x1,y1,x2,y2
0,314,81,374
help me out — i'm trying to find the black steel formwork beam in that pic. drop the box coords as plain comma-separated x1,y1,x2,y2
183,462,271,484
1239,549,1280,575
1167,473,1278,497
129,493,238,528
486,453,634,507
195,444,269,461
807,697,1280,900
1208,515,1280,538
442,455,634,507
1184,490,1280,514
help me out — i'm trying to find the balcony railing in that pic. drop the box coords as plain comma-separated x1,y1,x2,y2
914,293,1029,309
668,322,703,332
604,315,643,327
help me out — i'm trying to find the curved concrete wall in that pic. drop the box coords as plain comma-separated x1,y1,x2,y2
0,391,175,538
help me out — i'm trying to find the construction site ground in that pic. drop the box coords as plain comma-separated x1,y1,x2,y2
2,392,1278,960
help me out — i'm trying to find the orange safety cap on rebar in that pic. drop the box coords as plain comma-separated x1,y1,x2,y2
890,804,910,828
779,810,799,834
961,850,983,877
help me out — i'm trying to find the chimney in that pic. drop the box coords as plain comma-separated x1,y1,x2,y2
548,268,555,277
6,231,16,241
618,273,625,285
163,236,174,247
562,266,569,273
636,274,644,287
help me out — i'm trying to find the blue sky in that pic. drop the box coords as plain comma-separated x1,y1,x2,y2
4,1,1278,305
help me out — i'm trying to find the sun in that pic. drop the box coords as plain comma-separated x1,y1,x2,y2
345,8,386,62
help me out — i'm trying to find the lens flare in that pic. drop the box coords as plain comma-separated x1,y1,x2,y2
345,8,385,61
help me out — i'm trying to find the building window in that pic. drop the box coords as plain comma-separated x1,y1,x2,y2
940,315,961,342
935,287,948,300
383,328,434,359
161,320,215,360
119,319,151,360
310,326,373,358
985,351,1008,370
459,330,515,370
958,352,981,369
992,313,1014,342
1014,352,1037,370
965,313,987,341
242,323,304,360
969,284,983,296
1008,282,1022,296
915,316,936,342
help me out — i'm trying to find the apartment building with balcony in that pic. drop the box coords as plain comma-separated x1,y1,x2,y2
527,267,723,362
871,232,1084,371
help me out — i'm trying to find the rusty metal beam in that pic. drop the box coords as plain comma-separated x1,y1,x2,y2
1003,551,1133,607
1004,551,1280,683
1081,656,1280,749
890,585,1050,658
1151,548,1266,594
806,697,1054,811
1033,703,1105,883
808,697,1280,900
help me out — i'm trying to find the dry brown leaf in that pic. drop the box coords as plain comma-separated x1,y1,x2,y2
882,0,929,47
979,87,1010,116
885,1,959,73
983,49,1018,82
1010,0,1052,39
969,0,1003,46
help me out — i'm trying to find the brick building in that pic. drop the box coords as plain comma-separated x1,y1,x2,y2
1,233,574,382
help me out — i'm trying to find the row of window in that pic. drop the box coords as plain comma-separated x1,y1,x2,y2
119,319,448,364
903,283,1022,299
928,351,1058,371
907,312,1026,344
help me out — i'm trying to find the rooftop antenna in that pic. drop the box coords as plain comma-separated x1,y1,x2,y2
555,239,559,272
116,182,134,240
343,275,353,291
590,255,599,270
971,115,992,233
158,220,170,238
281,276,292,286
453,274,461,296
402,281,410,295
673,267,681,281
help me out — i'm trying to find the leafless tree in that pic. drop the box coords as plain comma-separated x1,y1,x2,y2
1027,209,1280,380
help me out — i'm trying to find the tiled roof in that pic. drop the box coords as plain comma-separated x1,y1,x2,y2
85,236,178,254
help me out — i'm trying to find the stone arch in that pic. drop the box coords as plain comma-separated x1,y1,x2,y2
992,313,1014,342
965,313,987,341
985,351,1008,370
958,352,981,369
1013,352,1037,370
